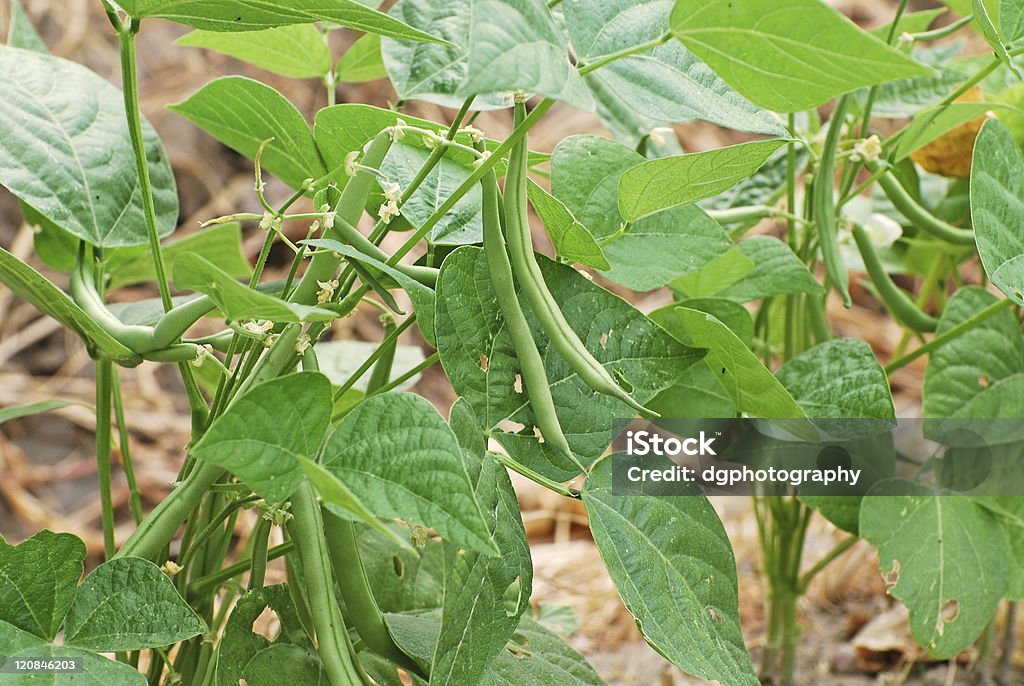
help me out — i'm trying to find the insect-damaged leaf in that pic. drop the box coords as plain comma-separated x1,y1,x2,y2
0,531,85,640
0,619,146,685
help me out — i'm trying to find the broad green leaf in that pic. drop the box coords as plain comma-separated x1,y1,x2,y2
653,298,753,347
355,524,446,613
338,33,386,83
564,0,784,145
0,531,85,640
174,254,335,322
671,248,755,298
527,181,609,270
64,557,206,651
303,238,436,345
435,246,702,481
675,307,811,437
176,26,331,79
108,223,250,290
858,44,967,119
974,0,1024,80
971,118,1024,304
169,76,326,190
702,145,805,213
319,392,498,556
431,431,532,686
0,620,146,685
7,0,46,52
1003,0,1024,46
981,498,1024,599
679,236,823,303
923,287,1024,418
0,47,177,248
584,457,758,686
669,0,934,112
192,372,332,502
383,0,506,109
861,482,1009,658
894,102,1009,162
618,139,787,221
458,0,594,112
379,143,482,245
242,644,325,684
383,613,604,686
0,400,73,425
123,0,442,43
214,585,315,686
0,247,141,367
298,457,414,551
776,339,895,420
601,206,732,291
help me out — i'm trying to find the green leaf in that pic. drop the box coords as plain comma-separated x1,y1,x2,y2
176,25,331,78
0,531,85,640
869,8,946,39
971,118,1024,304
214,585,316,686
7,0,46,53
526,181,609,271
299,457,414,552
861,483,1009,658
192,372,332,502
64,557,206,652
431,442,532,685
671,248,754,298
564,0,785,145
174,254,335,322
894,102,1012,162
974,0,1024,80
0,47,177,248
0,620,146,685
435,246,702,481
108,223,250,290
124,0,443,43
675,307,812,438
601,206,732,291
1003,0,1024,46
458,0,594,112
169,76,326,190
0,247,141,367
337,33,386,84
618,139,787,222
383,0,507,109
319,392,498,556
584,456,758,686
923,287,1024,418
669,0,934,112
242,644,326,684
653,298,753,347
0,400,74,425
858,44,967,119
379,143,482,245
702,144,805,213
679,236,823,303
355,524,446,613
776,339,895,420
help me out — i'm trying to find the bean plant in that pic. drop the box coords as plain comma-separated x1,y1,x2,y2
0,0,1023,684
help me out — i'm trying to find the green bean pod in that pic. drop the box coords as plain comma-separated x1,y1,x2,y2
852,224,938,332
503,102,653,416
479,148,575,463
814,95,852,307
864,159,976,246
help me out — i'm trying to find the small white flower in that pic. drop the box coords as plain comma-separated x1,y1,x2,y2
317,279,339,304
649,127,670,146
308,220,321,234
294,334,311,355
344,150,360,177
513,91,527,104
378,200,401,224
190,343,215,367
161,560,184,576
461,126,485,143
242,320,274,335
898,31,914,46
851,135,882,164
863,212,903,249
258,211,274,230
388,119,407,142
263,333,278,349
383,181,403,203
472,150,492,170
301,177,315,193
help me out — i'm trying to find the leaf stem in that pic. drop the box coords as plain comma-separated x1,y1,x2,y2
96,358,116,559
885,298,1012,373
366,352,439,397
577,33,672,76
112,368,143,524
492,452,581,499
798,535,858,591
189,541,295,594
333,316,416,400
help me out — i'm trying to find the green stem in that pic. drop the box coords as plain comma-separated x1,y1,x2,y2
885,298,1012,373
96,358,116,559
366,353,439,397
857,0,909,137
577,33,671,75
112,369,143,524
248,517,272,590
189,541,295,594
799,535,858,591
492,452,580,499
290,483,370,686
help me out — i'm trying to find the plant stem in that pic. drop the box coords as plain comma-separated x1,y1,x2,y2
578,33,672,76
799,535,858,591
333,316,415,400
492,452,581,499
112,369,143,524
189,541,295,594
290,483,370,686
96,358,116,559
366,353,439,397
885,298,1012,373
